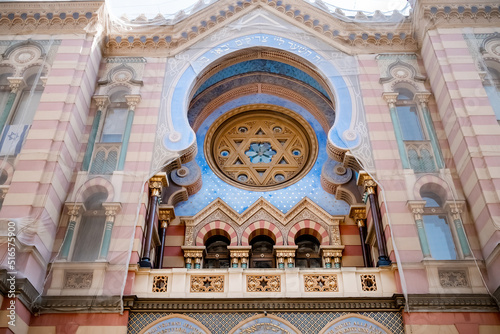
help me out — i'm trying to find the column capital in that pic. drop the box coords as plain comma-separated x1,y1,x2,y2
7,77,24,93
64,202,85,218
274,245,298,258
382,92,399,107
40,76,48,87
149,172,168,196
125,94,141,111
357,171,377,194
181,246,205,259
444,200,466,220
92,95,110,110
407,200,426,220
159,206,175,228
414,92,432,106
102,202,122,221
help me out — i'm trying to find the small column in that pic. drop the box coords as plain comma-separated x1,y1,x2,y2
139,173,167,268
228,246,251,268
99,202,121,260
320,246,344,268
358,172,391,267
117,95,141,170
349,205,372,267
383,92,410,169
415,92,445,169
407,201,432,259
157,206,175,269
60,203,85,259
274,246,298,269
0,78,23,134
181,247,205,269
445,201,472,258
82,95,109,171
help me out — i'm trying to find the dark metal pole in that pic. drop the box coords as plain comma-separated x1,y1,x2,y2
139,189,159,268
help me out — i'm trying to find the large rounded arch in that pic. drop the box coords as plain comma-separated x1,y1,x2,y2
229,314,300,334
157,32,360,164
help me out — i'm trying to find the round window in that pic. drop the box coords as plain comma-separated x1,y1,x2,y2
204,105,317,190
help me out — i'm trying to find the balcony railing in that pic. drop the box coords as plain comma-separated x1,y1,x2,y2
133,267,397,299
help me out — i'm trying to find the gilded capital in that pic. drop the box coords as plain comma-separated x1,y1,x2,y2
149,172,168,196
407,200,426,220
7,77,24,93
64,202,85,219
357,171,377,194
382,92,399,107
414,92,432,106
102,202,122,222
159,207,175,228
92,95,110,110
125,94,141,111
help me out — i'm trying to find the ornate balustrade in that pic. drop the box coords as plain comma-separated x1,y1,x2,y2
132,267,397,299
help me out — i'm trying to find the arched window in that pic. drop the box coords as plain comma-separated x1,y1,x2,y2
72,192,107,262
250,235,275,268
101,90,128,143
395,88,425,141
484,65,500,121
204,235,230,268
0,72,13,113
295,234,321,268
421,193,457,260
10,72,44,126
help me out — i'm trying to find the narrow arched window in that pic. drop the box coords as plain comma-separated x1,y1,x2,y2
72,192,107,262
421,193,457,260
101,90,128,143
295,234,321,268
249,235,275,268
204,235,230,268
10,72,44,126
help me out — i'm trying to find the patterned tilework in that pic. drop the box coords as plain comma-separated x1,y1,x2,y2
193,59,330,99
128,311,404,334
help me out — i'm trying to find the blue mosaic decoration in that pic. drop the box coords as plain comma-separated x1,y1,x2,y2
193,59,331,99
128,312,404,334
175,94,350,216
245,142,276,163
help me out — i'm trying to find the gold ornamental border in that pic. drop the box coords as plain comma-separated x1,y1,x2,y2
204,104,318,191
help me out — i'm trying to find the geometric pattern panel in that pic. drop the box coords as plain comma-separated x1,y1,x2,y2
128,311,404,334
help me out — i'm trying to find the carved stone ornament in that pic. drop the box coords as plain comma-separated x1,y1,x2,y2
64,272,93,289
407,201,426,220
414,92,432,106
102,202,121,222
361,274,377,292
152,276,168,292
92,95,110,110
382,92,399,107
64,202,85,220
357,171,377,194
439,270,469,288
190,275,224,292
247,275,281,292
7,77,24,94
304,274,338,292
125,94,141,111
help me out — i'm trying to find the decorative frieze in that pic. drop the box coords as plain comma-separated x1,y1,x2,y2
304,274,338,292
64,272,93,289
361,274,377,292
247,275,281,292
152,276,168,292
190,275,224,293
439,270,470,288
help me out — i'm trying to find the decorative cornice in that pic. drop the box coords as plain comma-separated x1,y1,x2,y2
406,294,499,312
122,295,405,312
0,269,40,314
104,0,417,56
414,1,500,43
25,292,500,314
0,1,103,35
